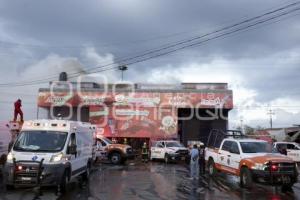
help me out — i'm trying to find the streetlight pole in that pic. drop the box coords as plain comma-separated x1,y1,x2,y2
267,109,275,129
118,65,128,81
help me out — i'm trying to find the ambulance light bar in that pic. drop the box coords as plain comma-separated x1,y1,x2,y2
25,121,67,128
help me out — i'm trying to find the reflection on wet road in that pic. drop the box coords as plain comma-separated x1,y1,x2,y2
1,162,300,200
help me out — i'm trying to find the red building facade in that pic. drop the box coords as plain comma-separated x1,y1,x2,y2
38,83,233,145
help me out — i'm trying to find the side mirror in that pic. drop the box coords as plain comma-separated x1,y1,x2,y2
67,145,77,155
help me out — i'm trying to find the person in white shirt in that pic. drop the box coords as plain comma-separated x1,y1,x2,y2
190,144,199,179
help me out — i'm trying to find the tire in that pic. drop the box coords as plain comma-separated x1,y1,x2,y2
59,170,69,193
110,152,122,165
208,159,217,176
164,154,169,164
240,167,253,189
81,163,91,181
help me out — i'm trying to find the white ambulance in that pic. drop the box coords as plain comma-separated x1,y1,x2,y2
5,119,95,191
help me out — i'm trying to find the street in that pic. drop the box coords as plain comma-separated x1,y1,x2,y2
1,161,300,200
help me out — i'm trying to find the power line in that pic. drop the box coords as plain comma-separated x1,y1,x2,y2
0,2,299,87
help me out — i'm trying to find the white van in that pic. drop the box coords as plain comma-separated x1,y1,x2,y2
0,122,11,165
4,119,94,191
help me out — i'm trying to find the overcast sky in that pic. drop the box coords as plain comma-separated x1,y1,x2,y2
0,0,299,129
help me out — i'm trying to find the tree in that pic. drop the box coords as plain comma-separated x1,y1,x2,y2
244,125,255,135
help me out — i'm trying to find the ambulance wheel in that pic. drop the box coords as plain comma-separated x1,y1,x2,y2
110,152,121,165
60,170,69,193
208,159,217,176
240,167,253,189
82,162,91,181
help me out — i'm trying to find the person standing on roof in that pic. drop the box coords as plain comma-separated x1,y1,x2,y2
190,144,199,180
13,99,23,122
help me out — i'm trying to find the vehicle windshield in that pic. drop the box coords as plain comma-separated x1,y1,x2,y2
13,131,68,152
166,142,183,148
102,137,112,144
240,142,276,153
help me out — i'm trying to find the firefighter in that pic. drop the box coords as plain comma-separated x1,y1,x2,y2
13,99,23,122
141,142,149,163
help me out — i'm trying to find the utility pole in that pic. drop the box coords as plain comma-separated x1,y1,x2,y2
267,109,275,129
118,65,128,81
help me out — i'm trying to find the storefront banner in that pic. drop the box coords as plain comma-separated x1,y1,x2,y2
38,91,233,109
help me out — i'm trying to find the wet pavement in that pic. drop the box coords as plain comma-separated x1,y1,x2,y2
0,161,300,200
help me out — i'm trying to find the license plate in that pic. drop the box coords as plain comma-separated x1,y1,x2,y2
21,177,32,181
181,157,185,160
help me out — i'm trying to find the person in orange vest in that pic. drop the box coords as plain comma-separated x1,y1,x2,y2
13,99,23,122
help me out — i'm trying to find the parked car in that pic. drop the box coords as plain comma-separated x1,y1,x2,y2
206,137,298,189
274,142,300,162
95,136,134,165
5,120,95,192
150,140,189,163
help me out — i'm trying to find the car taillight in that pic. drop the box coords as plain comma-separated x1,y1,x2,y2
17,166,23,171
271,164,278,171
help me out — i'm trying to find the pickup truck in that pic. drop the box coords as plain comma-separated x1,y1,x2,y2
206,138,298,189
274,142,300,162
150,140,189,163
95,136,134,164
